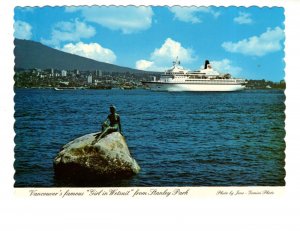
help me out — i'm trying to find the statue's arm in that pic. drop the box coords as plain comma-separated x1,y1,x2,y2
102,116,109,126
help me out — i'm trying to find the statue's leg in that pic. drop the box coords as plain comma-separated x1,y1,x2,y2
92,127,108,144
96,126,114,140
102,123,108,132
92,126,119,145
93,122,109,139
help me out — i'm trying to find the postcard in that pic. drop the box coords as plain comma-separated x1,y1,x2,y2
1,0,300,230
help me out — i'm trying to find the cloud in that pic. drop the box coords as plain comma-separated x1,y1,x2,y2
151,38,196,64
169,7,202,23
41,19,96,47
234,12,253,24
14,20,32,39
136,60,154,70
65,6,153,34
222,27,284,56
15,7,35,13
61,42,117,64
169,6,220,23
64,6,79,13
135,38,196,71
210,59,242,76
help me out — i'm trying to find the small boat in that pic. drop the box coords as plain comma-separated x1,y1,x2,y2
54,87,77,90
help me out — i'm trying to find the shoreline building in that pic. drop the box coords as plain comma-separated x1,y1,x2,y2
95,70,102,77
61,70,67,77
87,75,93,84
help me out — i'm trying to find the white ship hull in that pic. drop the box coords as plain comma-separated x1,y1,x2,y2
142,59,247,92
143,82,246,92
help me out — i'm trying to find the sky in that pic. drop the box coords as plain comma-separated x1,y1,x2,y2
14,6,285,81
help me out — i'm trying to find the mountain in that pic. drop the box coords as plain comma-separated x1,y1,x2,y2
14,39,145,73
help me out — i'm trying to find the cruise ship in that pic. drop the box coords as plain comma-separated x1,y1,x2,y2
142,59,247,92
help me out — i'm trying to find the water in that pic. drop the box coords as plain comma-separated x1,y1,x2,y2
14,89,285,187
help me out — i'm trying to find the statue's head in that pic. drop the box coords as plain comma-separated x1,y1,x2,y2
110,105,116,113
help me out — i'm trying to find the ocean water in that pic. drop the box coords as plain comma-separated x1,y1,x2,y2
14,89,285,187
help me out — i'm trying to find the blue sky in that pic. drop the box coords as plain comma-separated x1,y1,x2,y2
14,6,285,81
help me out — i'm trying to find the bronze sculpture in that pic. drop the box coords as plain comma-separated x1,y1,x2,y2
92,105,122,144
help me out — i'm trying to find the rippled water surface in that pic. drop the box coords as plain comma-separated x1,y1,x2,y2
14,89,285,187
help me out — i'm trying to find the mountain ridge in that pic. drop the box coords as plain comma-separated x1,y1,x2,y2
14,39,146,73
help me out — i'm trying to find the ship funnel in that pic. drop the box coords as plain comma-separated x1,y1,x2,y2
204,60,210,69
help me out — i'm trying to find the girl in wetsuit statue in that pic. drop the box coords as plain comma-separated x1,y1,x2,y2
92,105,122,144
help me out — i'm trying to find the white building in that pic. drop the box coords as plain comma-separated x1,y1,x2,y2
61,70,67,77
94,80,102,86
87,75,93,84
59,81,69,86
96,70,102,77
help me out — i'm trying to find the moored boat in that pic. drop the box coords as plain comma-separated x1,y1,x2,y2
54,87,87,90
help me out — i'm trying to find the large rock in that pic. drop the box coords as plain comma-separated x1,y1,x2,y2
53,132,140,181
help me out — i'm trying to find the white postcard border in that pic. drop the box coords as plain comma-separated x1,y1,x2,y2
1,0,299,230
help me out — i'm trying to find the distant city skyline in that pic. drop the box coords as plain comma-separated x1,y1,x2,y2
14,6,285,81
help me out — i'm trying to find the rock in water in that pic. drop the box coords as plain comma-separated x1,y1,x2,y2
53,132,140,181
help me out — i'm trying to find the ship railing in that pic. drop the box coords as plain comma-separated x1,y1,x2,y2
185,79,245,84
